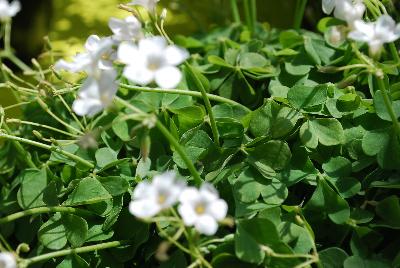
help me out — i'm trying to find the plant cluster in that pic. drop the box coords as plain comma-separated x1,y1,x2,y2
0,0,400,267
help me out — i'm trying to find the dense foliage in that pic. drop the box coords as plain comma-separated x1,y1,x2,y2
1,0,400,267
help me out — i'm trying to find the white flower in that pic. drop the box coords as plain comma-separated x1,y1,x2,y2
129,171,185,219
72,69,118,117
348,15,400,55
178,183,228,236
118,36,189,89
322,0,364,26
108,16,142,42
127,0,159,13
0,0,20,20
55,35,114,75
0,252,17,268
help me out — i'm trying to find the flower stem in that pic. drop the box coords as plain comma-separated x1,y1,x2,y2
22,240,129,266
184,64,220,147
0,207,93,225
250,0,257,30
119,83,250,112
114,97,203,185
376,76,400,140
1,123,37,168
0,132,94,168
294,0,308,30
155,120,203,185
6,119,79,138
243,0,253,33
229,0,241,23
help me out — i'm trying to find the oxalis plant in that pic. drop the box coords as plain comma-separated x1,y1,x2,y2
0,0,400,267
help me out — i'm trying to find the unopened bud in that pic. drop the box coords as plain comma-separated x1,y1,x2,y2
325,26,347,47
160,8,167,21
32,130,44,140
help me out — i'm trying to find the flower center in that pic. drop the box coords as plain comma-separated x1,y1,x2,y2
195,204,206,215
158,194,167,205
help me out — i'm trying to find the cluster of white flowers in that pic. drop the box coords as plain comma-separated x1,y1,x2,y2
129,172,228,236
0,0,20,20
55,0,189,117
0,252,17,268
322,0,400,56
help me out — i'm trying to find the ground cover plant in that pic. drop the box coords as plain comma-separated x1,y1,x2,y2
1,0,400,267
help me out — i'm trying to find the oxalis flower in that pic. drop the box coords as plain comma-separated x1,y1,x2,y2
129,171,186,219
55,35,115,75
72,69,118,117
0,252,17,268
348,15,400,56
127,0,159,13
322,0,364,26
118,36,189,89
108,16,142,42
178,183,228,236
0,0,20,20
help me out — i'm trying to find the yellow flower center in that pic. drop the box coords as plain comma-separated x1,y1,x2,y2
195,204,206,215
158,194,167,205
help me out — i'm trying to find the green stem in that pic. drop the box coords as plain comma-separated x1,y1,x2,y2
184,64,220,147
0,207,93,225
243,0,253,33
389,43,400,64
155,120,203,185
22,240,129,266
1,123,36,168
250,0,257,30
376,76,400,140
0,132,94,168
294,0,308,30
6,119,79,138
229,0,241,23
119,83,250,111
114,97,203,185
4,19,11,52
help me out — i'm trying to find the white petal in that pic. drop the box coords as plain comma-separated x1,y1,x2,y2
139,36,167,55
72,97,103,117
129,199,161,218
178,203,198,226
199,183,219,203
348,20,373,42
123,65,154,86
195,215,218,235
133,181,155,200
8,0,20,17
154,66,182,89
322,0,336,15
0,252,17,268
108,17,124,33
179,187,201,204
165,45,189,66
117,42,140,65
152,171,176,188
207,199,228,221
85,35,101,52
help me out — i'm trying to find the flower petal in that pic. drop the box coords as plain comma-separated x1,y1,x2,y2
322,0,336,15
207,199,228,221
129,199,161,218
139,36,167,55
123,65,154,86
178,203,197,226
154,66,182,89
165,45,189,66
195,215,218,235
118,42,141,65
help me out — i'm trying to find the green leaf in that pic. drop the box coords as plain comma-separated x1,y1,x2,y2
208,55,234,68
287,84,327,110
86,224,114,242
322,156,352,178
239,52,268,69
234,167,265,203
300,118,345,148
375,196,400,229
38,213,67,250
285,61,311,76
56,254,89,268
373,90,400,122
248,140,291,170
98,176,129,196
344,256,391,268
305,178,350,224
112,118,131,141
95,148,118,168
235,218,280,264
319,247,349,268
304,37,321,65
63,214,88,247
64,177,112,206
17,168,58,209
362,128,390,156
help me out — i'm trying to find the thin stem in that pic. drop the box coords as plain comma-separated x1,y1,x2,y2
376,76,400,140
0,207,93,225
294,0,308,30
115,97,203,185
250,0,257,30
6,119,80,138
243,0,253,33
0,132,94,168
1,123,36,168
185,64,220,147
229,0,241,23
57,95,86,131
119,83,250,111
23,240,129,266
155,222,192,255
155,120,203,185
4,19,11,52
36,97,84,135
